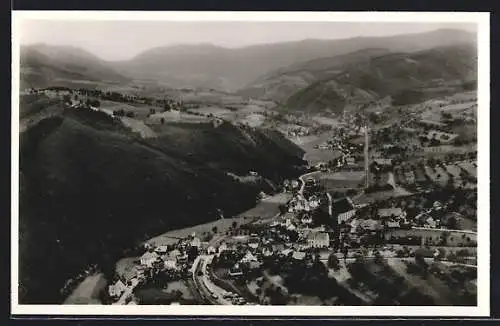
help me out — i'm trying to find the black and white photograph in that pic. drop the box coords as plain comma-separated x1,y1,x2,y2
11,11,490,316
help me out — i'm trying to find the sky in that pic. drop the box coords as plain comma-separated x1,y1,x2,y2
19,20,477,61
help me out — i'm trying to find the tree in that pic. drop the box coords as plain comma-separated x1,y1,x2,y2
374,250,384,265
160,117,165,125
446,252,457,262
415,252,426,268
446,216,458,230
327,253,340,270
212,226,218,234
232,221,238,229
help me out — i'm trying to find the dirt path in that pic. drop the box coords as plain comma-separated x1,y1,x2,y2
385,258,450,305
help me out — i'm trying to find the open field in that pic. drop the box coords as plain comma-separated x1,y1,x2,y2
440,102,476,112
133,280,196,304
458,161,477,178
352,189,411,206
237,192,292,218
311,116,341,127
292,131,343,164
316,170,365,190
147,111,210,125
63,273,107,304
445,164,462,178
99,100,158,119
121,117,156,138
146,192,291,246
417,91,477,122
317,171,366,180
166,280,196,301
179,90,244,105
238,113,266,127
146,217,250,246
189,106,234,117
422,165,449,187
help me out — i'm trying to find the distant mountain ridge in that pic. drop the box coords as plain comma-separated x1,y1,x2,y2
237,48,393,102
113,28,475,92
282,43,477,113
20,44,130,89
20,28,476,92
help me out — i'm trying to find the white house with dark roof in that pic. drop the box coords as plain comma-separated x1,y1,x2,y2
108,279,127,297
154,246,169,254
386,220,400,228
140,251,160,267
373,158,393,166
307,232,330,248
301,215,313,225
191,237,201,248
164,259,178,270
292,251,307,260
218,242,228,254
262,246,273,257
207,245,217,255
378,207,405,219
229,263,243,277
169,249,182,259
240,251,258,264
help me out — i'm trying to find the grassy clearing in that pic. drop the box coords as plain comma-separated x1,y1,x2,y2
64,273,107,304
458,161,477,178
189,106,234,116
167,280,196,300
317,171,365,191
293,131,343,165
120,117,156,138
317,171,366,180
99,101,155,119
146,193,290,245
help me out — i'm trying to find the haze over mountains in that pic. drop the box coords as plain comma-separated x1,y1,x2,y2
280,44,477,113
20,44,130,89
20,28,476,93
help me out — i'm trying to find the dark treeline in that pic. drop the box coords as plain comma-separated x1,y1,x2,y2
36,86,183,111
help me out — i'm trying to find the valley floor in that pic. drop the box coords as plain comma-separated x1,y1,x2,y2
146,192,291,247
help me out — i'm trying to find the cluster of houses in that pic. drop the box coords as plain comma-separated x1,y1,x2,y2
107,233,203,302
287,193,321,213
285,125,310,138
213,228,332,278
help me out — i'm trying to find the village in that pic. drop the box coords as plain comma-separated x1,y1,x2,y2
105,136,477,306
54,88,478,306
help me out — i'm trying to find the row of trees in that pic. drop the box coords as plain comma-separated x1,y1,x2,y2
112,109,135,118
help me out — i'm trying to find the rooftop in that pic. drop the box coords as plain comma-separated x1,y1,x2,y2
307,231,329,242
141,251,159,259
378,207,403,217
